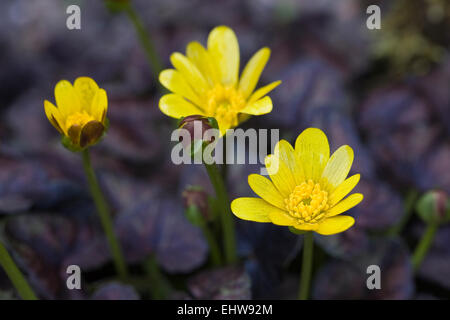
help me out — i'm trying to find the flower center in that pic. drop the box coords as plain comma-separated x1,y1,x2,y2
205,84,246,128
284,179,329,224
65,111,95,132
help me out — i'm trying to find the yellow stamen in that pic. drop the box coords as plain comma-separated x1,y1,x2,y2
284,179,329,224
205,84,246,128
65,111,96,133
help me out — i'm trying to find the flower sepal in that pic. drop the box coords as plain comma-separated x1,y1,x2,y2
182,186,214,222
288,226,308,235
416,190,450,225
61,118,109,153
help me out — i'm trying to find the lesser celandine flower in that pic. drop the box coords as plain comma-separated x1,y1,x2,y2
231,128,364,235
43,77,128,279
159,25,281,135
44,77,108,149
231,128,363,299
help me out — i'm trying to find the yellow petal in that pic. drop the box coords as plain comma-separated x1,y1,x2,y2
216,118,231,136
268,210,296,226
44,100,64,134
326,193,363,217
207,25,239,86
90,89,108,123
73,77,99,113
248,80,281,105
316,215,355,235
248,174,286,210
159,69,202,107
274,139,304,185
328,174,361,206
240,96,272,115
170,52,210,96
54,80,81,118
295,128,330,182
239,47,270,98
186,41,219,86
159,94,204,119
230,197,274,222
292,223,318,231
321,145,354,192
265,154,296,198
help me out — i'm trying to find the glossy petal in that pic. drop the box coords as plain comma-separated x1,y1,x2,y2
230,198,276,223
248,174,285,210
159,69,202,106
321,145,354,192
170,52,210,96
54,80,80,118
207,26,239,86
240,96,272,115
295,128,330,182
90,89,108,123
239,47,270,98
44,100,64,134
159,94,204,119
248,80,281,105
73,77,99,113
316,216,355,235
274,139,304,185
292,223,318,231
328,174,360,206
265,154,296,198
327,193,363,217
268,210,296,226
186,41,219,86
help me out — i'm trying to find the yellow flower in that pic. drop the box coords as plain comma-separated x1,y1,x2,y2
44,77,108,149
231,128,364,235
159,25,281,135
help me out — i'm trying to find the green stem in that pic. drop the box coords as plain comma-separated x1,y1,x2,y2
387,189,419,236
204,162,237,264
144,255,171,300
199,220,222,267
124,4,163,81
412,222,438,272
81,149,128,279
0,241,37,300
298,232,314,300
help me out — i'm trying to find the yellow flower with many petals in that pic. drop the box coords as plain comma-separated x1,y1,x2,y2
44,77,108,149
159,25,281,135
231,128,364,235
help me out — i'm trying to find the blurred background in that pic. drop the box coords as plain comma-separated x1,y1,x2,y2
0,0,449,300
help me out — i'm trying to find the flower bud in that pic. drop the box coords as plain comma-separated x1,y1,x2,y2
182,186,212,222
416,190,449,224
178,115,216,148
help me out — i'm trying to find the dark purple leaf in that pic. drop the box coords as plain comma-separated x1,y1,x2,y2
352,179,404,230
414,144,450,194
155,199,208,273
97,98,165,164
269,58,347,128
359,86,442,188
314,223,370,260
188,266,251,300
0,153,86,213
313,238,414,299
416,225,450,290
91,282,139,300
4,213,108,299
116,197,207,272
